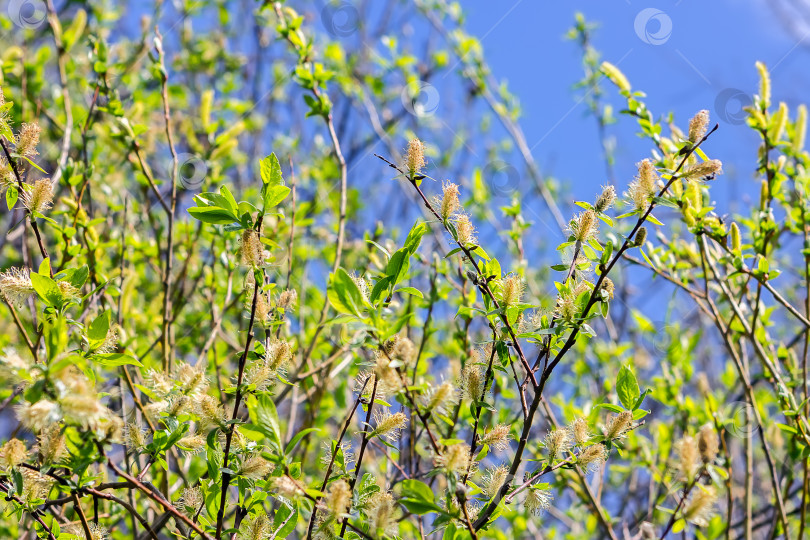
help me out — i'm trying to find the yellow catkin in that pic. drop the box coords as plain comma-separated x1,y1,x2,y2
439,181,461,220
697,424,719,463
595,185,616,213
480,424,511,452
794,104,807,153
16,122,41,157
525,486,553,516
405,138,426,176
572,209,598,242
682,160,723,181
688,110,709,143
435,443,471,474
604,411,634,440
756,61,771,109
372,410,408,441
601,62,631,93
578,443,608,473
569,417,591,446
21,178,54,214
544,428,571,461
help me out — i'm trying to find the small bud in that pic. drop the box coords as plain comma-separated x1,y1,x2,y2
633,227,647,247
276,289,297,310
125,422,148,450
600,278,615,301
688,110,710,143
366,492,399,537
730,222,742,253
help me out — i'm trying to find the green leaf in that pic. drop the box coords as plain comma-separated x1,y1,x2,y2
403,221,426,254
92,353,143,367
187,206,239,225
260,153,284,186
327,268,367,317
6,185,17,210
263,185,291,210
395,286,423,298
370,276,393,304
30,273,61,306
249,394,283,453
87,310,111,342
616,365,640,410
284,428,320,455
386,248,410,285
400,479,443,515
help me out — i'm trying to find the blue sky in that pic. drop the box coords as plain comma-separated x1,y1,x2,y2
459,0,810,214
